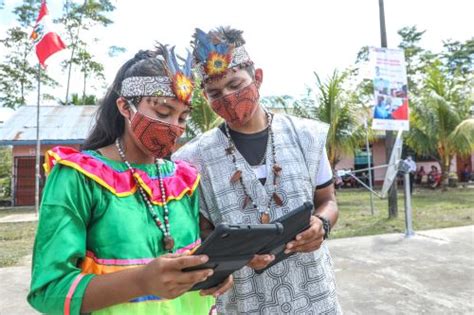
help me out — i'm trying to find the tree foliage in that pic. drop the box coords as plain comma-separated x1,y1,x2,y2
273,71,369,169
398,26,474,189
57,0,115,104
186,84,221,138
0,0,57,108
406,59,474,189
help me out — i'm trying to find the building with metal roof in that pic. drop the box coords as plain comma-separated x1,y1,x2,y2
0,107,15,125
0,105,98,146
0,105,98,206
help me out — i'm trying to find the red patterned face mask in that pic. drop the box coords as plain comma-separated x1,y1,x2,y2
129,107,185,158
210,82,260,126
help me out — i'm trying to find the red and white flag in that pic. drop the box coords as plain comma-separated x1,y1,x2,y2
30,1,66,68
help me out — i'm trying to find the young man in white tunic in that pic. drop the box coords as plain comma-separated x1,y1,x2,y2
173,27,342,314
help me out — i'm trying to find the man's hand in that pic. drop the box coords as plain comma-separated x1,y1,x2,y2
247,254,275,270
284,216,324,254
199,275,233,297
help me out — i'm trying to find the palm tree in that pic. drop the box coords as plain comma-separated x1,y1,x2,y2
406,60,474,189
186,85,221,139
279,70,369,169
314,71,369,168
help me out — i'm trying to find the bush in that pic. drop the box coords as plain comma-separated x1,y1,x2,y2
0,147,12,198
0,177,11,198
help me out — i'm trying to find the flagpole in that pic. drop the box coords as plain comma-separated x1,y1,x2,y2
31,0,66,214
35,63,41,215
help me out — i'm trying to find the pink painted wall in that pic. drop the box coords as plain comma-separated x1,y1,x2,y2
335,156,354,170
334,139,387,185
11,144,81,206
372,139,387,183
334,138,468,185
12,144,80,158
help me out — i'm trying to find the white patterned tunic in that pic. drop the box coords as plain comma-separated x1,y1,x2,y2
173,113,341,314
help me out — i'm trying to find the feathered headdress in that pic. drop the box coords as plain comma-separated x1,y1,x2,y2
192,27,253,80
157,44,194,104
120,45,194,105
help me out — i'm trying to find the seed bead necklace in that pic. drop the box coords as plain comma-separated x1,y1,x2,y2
224,111,283,223
115,138,174,251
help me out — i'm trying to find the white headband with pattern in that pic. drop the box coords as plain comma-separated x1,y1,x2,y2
121,76,175,98
196,46,253,80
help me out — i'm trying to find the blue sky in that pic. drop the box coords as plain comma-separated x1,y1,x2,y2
0,0,473,104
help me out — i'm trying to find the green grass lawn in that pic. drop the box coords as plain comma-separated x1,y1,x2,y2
0,207,37,267
0,221,37,267
332,187,474,238
0,188,473,267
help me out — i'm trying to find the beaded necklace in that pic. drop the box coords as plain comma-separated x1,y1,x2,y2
224,111,283,223
115,139,174,251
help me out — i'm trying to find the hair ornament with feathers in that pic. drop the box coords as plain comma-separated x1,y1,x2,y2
192,27,253,80
120,44,194,105
157,43,194,104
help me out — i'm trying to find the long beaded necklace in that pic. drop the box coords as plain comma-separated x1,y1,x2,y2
115,139,175,251
224,111,283,223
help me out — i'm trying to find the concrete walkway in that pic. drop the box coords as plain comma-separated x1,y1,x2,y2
0,264,33,314
329,225,474,314
0,213,38,224
0,226,472,314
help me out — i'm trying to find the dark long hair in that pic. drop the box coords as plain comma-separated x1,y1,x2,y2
82,50,166,150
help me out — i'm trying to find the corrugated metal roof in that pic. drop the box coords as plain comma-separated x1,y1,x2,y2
0,107,15,124
0,105,98,144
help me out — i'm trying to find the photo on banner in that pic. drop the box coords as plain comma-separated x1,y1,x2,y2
369,47,409,131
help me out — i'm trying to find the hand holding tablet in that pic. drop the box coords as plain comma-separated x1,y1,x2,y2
184,202,313,289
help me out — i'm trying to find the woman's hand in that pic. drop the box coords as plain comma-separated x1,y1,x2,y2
199,275,234,297
141,253,214,299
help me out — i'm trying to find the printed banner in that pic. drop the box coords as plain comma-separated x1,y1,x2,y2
370,47,409,131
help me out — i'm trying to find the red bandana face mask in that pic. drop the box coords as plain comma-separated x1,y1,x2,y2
129,107,185,158
210,82,260,126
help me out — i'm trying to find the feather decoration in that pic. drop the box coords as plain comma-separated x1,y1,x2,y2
156,43,193,77
216,26,245,46
156,43,176,75
155,42,194,104
176,49,194,77
193,28,230,63
183,50,193,77
169,46,179,75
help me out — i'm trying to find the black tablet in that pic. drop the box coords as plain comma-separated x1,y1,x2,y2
183,222,284,290
255,201,313,274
